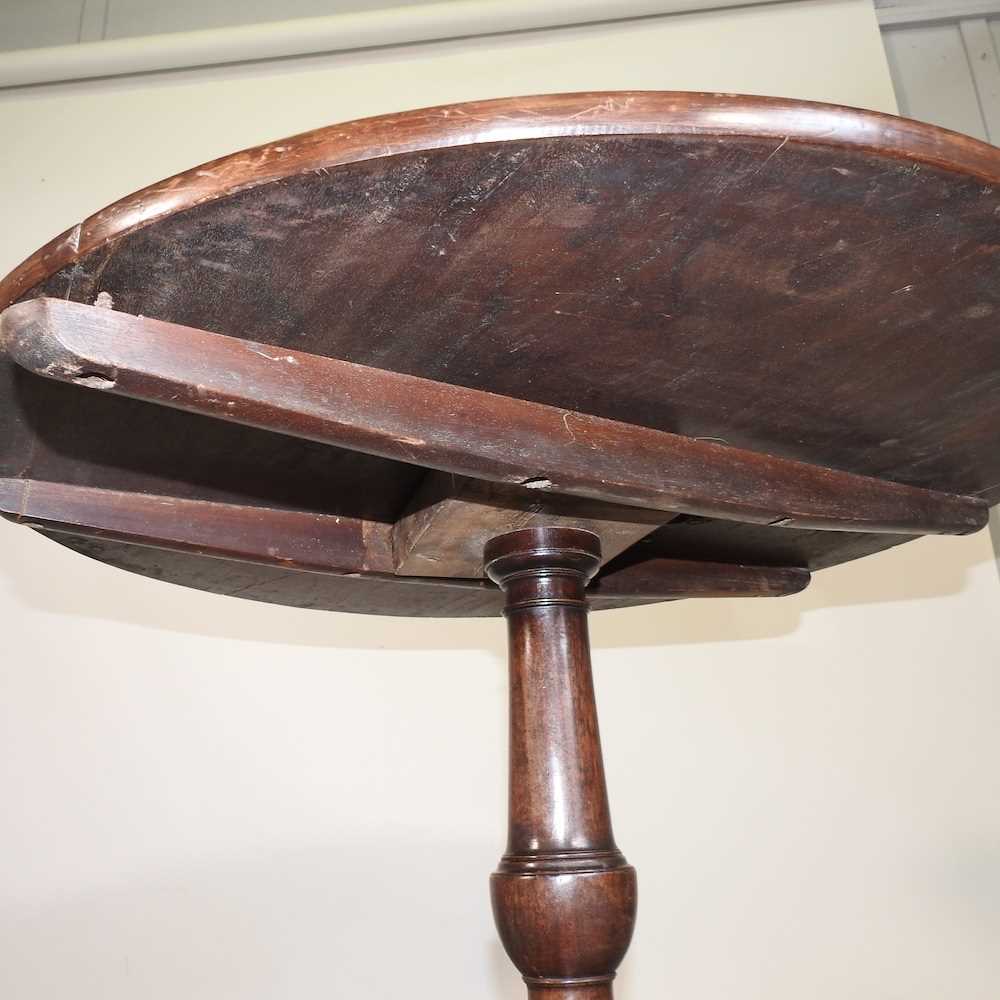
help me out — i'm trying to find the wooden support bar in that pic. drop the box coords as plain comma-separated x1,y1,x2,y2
485,527,636,1000
0,477,396,575
1,298,987,536
0,479,810,600
593,556,809,600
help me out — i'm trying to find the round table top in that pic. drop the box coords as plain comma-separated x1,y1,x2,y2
2,91,999,617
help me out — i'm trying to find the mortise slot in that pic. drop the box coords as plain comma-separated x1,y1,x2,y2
72,372,117,389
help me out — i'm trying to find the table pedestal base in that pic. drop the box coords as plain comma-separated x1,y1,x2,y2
485,527,637,1000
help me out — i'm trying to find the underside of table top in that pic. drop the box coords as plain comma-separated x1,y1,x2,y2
1,91,998,616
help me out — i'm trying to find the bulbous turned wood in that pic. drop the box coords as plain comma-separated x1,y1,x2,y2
491,868,637,1000
485,527,637,1000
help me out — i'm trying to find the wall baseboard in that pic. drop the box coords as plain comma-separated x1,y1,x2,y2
876,0,1000,28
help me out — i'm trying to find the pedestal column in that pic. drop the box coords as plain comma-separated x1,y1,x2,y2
485,527,637,1000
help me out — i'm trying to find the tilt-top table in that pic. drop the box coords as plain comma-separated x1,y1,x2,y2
1,92,998,999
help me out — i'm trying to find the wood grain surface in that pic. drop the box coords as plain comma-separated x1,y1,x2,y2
1,92,998,614
0,478,809,615
2,298,984,537
392,472,671,577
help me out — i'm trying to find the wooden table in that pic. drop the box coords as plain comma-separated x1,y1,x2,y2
1,92,997,999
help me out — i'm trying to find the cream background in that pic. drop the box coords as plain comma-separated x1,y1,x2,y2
1,2,998,998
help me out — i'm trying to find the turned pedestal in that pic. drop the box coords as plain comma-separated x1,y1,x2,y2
485,528,637,1000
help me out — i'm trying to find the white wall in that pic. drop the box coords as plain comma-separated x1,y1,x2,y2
1,3,999,999
0,0,441,50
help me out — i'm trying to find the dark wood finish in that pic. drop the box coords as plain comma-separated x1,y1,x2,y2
591,553,809,600
6,91,1000,313
392,473,672,577
0,478,809,612
486,528,636,1000
2,91,999,616
0,476,394,575
1,298,986,538
4,92,998,997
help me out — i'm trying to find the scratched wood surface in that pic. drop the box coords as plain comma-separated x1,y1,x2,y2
2,92,999,616
1,299,983,537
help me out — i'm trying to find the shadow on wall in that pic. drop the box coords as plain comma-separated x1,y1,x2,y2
991,506,1000,581
0,518,995,652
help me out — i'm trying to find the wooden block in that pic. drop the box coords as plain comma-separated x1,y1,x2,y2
392,473,673,577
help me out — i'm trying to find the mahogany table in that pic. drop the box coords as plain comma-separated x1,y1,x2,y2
2,92,998,998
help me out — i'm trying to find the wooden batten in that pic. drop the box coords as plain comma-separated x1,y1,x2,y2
0,479,809,601
0,298,988,538
0,477,397,575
